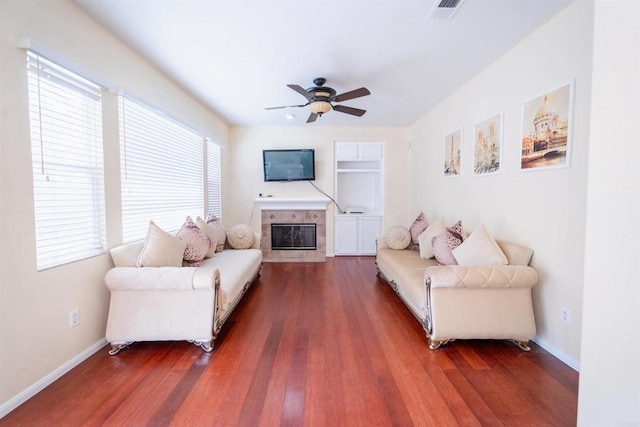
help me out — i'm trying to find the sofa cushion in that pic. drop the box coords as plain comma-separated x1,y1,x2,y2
205,212,226,252
452,224,508,266
200,248,262,312
227,224,255,249
496,240,534,266
176,216,211,266
386,225,411,250
376,247,437,318
418,219,446,259
408,212,429,250
432,221,464,266
137,221,186,267
110,241,144,267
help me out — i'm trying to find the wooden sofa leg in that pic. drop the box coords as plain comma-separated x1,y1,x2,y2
512,340,531,351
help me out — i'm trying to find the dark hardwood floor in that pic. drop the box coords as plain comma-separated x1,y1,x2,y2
1,257,578,426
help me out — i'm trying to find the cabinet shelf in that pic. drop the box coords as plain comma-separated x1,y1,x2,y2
337,169,381,173
336,160,380,170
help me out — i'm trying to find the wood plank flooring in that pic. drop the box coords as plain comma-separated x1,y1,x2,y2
1,257,579,426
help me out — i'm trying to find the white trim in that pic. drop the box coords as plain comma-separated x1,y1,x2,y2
0,338,107,419
533,335,580,372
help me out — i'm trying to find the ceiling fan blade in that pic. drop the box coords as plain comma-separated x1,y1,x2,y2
306,112,318,123
333,87,370,103
333,105,366,117
265,103,308,110
287,84,313,100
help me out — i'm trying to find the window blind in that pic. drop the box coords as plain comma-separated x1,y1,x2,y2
26,52,106,270
119,97,205,242
207,141,222,219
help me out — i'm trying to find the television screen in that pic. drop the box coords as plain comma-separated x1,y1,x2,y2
263,149,315,182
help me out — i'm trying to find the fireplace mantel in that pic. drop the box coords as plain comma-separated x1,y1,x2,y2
254,196,331,211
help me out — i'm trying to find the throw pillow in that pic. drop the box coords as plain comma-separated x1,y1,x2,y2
196,216,218,258
408,212,429,250
205,212,226,252
452,224,508,266
136,221,186,267
227,224,255,249
176,216,211,266
385,225,411,250
431,220,464,266
417,219,446,259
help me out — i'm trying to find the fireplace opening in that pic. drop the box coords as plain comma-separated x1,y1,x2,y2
271,223,316,250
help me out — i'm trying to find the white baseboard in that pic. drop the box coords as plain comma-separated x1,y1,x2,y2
533,335,580,372
0,338,107,419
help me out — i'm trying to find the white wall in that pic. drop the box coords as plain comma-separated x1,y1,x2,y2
578,1,640,425
407,1,595,368
228,126,411,252
0,0,228,413
2,0,638,421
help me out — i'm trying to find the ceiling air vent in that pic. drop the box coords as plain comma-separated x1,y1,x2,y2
428,0,466,20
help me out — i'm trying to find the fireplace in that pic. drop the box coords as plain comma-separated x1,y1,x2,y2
271,224,316,250
255,197,330,263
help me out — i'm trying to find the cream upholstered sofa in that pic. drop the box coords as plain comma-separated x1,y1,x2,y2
104,231,262,355
376,220,538,351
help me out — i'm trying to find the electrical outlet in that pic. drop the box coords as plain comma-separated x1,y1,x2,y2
561,307,570,325
69,309,79,328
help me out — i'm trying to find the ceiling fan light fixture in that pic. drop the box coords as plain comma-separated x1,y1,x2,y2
309,100,332,114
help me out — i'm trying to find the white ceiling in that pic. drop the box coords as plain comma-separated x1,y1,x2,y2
73,0,572,127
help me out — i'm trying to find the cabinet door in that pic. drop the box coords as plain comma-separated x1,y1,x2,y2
335,143,359,161
358,217,382,255
358,143,383,160
335,216,358,255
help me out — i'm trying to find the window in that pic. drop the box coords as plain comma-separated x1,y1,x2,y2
119,97,206,242
26,52,106,270
207,140,222,219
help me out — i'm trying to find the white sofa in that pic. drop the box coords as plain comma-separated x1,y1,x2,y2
104,235,262,355
376,231,538,351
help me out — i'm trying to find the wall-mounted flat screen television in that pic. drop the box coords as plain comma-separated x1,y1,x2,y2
263,149,315,182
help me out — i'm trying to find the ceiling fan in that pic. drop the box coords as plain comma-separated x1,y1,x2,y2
265,78,371,123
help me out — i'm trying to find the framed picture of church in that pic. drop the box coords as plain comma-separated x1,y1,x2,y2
520,80,575,170
444,128,462,177
473,112,503,176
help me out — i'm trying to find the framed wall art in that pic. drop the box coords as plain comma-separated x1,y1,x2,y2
473,112,503,176
444,128,462,177
520,80,575,170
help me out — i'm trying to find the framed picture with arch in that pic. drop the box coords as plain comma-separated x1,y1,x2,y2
520,80,575,171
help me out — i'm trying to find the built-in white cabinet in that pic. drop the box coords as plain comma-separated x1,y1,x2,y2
335,216,382,255
334,142,384,256
335,142,383,161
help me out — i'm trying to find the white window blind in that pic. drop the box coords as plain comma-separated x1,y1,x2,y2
207,141,222,219
26,52,106,270
119,97,205,242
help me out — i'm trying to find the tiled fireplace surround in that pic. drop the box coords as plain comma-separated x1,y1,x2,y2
256,197,330,262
